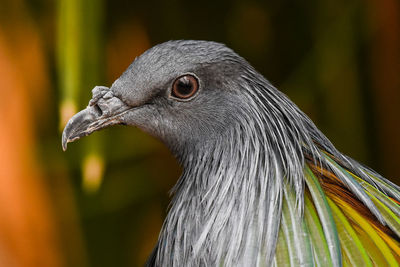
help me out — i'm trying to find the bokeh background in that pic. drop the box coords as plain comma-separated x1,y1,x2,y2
0,0,399,266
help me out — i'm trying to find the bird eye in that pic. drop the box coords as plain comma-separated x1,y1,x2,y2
171,74,199,100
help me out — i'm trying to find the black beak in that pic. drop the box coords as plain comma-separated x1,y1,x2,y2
61,86,130,151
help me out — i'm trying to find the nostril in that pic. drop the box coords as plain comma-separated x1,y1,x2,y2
93,104,103,116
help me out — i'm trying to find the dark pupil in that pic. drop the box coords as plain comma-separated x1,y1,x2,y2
176,77,193,95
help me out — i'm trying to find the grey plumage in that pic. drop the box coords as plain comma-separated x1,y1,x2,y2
62,40,400,266
131,40,323,266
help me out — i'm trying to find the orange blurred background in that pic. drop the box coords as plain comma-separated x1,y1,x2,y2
0,0,399,266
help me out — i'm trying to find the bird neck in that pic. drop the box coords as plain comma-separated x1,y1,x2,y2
153,120,291,265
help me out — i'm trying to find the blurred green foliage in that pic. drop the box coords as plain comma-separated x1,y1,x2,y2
0,0,399,266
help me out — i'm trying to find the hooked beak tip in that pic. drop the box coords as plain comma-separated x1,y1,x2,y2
61,107,93,152
62,132,68,151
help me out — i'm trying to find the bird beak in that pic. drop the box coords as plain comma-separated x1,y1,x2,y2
62,86,130,151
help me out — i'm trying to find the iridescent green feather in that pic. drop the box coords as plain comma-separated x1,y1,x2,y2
281,183,313,266
273,228,290,267
304,193,332,267
304,165,341,267
326,197,372,266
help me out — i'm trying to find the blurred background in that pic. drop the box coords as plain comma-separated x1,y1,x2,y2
0,0,399,266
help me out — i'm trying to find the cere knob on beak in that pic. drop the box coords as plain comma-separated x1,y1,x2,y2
62,86,130,151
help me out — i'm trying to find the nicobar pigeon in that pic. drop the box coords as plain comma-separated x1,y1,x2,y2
62,40,400,266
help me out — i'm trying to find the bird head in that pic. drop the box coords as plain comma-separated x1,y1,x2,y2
62,40,260,157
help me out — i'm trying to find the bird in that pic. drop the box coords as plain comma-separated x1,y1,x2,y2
62,40,400,266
